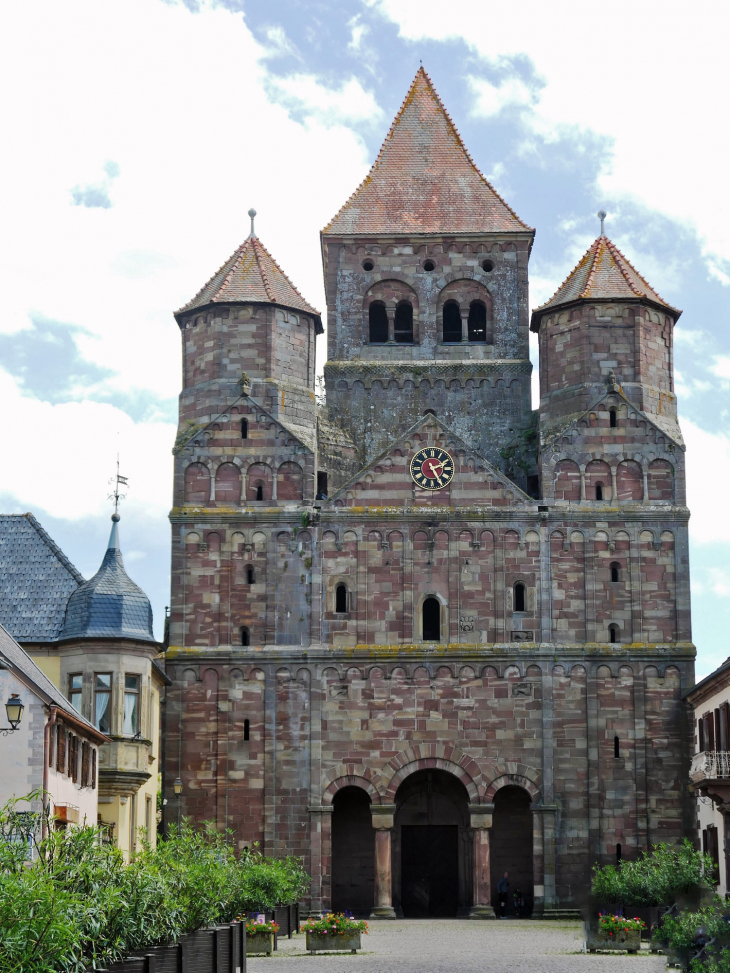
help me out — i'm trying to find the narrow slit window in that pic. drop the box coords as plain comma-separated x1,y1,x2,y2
255,484,263,501
241,627,250,646
394,301,414,343
368,301,388,343
335,583,347,614
614,736,620,758
246,566,255,585
244,719,250,742
595,482,604,501
610,561,620,583
316,471,328,499
609,408,618,428
68,674,82,714
442,301,462,342
94,674,112,734
616,843,622,864
609,624,619,643
123,674,140,736
241,418,248,439
513,582,526,613
422,597,441,641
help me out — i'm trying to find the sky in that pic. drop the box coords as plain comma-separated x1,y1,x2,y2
1,0,729,676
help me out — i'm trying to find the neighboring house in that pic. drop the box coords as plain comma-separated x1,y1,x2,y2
0,512,168,856
687,657,730,898
0,623,107,828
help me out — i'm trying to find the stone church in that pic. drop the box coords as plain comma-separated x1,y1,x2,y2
164,68,694,918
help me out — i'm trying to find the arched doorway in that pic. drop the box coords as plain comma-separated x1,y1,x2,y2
394,769,469,917
490,786,534,916
331,787,374,916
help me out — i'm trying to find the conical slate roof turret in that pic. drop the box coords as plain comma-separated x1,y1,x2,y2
323,66,532,236
60,515,155,643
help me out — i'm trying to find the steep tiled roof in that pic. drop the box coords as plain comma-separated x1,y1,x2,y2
60,517,156,643
323,67,532,236
0,623,106,741
533,235,680,320
0,514,83,642
176,234,320,320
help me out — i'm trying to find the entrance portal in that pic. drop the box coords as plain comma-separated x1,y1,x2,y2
394,769,469,917
490,785,534,916
332,787,374,916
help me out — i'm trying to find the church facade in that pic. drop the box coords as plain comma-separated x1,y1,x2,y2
164,69,694,918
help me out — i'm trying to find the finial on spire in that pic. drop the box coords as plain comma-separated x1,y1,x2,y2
108,455,128,519
598,209,607,237
248,207,257,238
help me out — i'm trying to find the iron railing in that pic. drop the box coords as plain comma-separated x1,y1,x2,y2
690,750,730,781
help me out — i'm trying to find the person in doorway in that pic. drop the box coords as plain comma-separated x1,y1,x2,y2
496,872,510,918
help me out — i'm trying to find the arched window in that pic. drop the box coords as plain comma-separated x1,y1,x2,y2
609,408,617,428
422,597,441,641
244,719,250,742
246,566,255,585
241,627,250,646
368,301,388,343
442,301,462,342
335,583,348,614
394,301,413,343
608,624,620,644
468,301,487,342
255,484,263,501
241,418,248,439
614,735,620,758
513,582,526,613
610,562,620,583
595,482,604,501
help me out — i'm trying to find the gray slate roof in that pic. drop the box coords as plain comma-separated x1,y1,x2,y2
0,514,84,642
59,517,155,643
0,622,104,738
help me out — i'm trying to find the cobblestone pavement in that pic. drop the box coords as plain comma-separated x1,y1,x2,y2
248,920,666,973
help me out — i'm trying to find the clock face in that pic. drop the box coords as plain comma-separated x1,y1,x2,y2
410,447,455,490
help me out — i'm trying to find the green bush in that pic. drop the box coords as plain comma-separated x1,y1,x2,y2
656,906,728,950
591,840,714,906
0,795,309,973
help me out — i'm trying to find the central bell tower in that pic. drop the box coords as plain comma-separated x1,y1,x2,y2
321,68,535,478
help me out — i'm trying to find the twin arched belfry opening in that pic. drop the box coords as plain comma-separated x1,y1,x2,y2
331,770,534,917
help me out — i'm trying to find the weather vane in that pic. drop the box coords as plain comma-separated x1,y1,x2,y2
598,209,607,236
108,456,128,519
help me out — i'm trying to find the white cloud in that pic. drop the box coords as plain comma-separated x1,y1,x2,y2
682,417,730,544
710,356,730,380
267,74,384,126
468,76,534,118
373,0,730,274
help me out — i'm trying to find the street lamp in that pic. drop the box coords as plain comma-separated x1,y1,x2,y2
173,777,183,796
1,693,24,736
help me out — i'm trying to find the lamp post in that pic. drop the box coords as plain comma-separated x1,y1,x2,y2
173,777,183,828
1,693,24,736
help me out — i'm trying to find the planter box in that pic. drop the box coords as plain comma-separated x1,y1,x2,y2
306,931,362,954
587,928,641,953
246,931,274,956
144,944,180,973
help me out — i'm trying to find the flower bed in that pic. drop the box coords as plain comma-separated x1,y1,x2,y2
587,914,644,954
303,913,367,954
244,920,279,956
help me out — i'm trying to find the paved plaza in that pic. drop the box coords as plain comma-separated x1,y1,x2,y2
249,920,667,973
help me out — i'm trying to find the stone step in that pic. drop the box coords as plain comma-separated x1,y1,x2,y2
538,910,584,921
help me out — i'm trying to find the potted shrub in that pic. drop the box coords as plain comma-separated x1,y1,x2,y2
303,913,368,954
244,918,279,956
587,914,644,953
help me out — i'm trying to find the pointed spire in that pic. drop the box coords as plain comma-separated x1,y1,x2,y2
323,66,532,236
107,512,121,551
532,233,680,326
175,233,320,322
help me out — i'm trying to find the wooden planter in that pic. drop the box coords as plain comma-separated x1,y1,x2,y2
587,928,641,953
246,931,274,956
306,931,362,954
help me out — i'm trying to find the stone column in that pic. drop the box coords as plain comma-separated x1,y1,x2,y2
386,307,395,343
461,309,469,343
370,805,396,918
468,805,496,918
534,804,558,914
307,805,333,913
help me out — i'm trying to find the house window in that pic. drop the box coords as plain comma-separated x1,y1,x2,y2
335,583,348,614
123,675,140,736
394,301,414,343
422,597,441,641
68,674,82,714
94,674,112,734
145,796,152,836
468,300,487,342
129,792,137,857
513,582,526,613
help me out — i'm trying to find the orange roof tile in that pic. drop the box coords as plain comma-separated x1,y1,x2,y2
176,234,320,320
532,235,680,325
322,67,532,236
